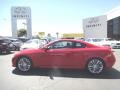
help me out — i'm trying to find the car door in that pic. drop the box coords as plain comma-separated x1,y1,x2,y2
46,48,70,68
35,41,69,68
51,41,86,69
42,41,75,68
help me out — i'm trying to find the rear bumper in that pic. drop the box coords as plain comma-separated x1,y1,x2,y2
104,53,116,69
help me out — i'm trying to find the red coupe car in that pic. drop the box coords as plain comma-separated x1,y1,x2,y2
12,39,116,74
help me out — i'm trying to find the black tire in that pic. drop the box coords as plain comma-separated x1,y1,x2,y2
17,56,32,72
0,49,2,54
87,58,104,74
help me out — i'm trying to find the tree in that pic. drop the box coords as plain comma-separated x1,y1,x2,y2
17,29,27,37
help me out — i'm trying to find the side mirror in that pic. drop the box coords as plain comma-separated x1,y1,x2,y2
42,47,49,51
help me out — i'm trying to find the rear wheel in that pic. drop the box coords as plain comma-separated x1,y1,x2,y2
17,56,32,72
87,58,104,74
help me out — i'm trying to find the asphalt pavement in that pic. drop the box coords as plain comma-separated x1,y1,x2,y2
0,49,120,90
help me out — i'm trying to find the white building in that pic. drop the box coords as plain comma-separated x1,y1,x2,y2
83,6,120,40
11,7,32,38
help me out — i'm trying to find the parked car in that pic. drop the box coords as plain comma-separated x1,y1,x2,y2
17,37,29,43
20,39,48,50
2,38,23,51
12,39,116,74
85,38,120,48
9,38,23,51
0,38,10,54
111,41,120,49
85,38,110,46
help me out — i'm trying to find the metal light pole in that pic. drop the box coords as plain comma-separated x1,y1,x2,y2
56,32,59,39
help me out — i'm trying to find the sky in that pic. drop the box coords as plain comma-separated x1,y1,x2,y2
0,0,120,36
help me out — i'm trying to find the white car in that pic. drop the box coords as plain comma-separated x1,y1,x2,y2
85,38,120,48
111,41,120,49
85,38,110,46
20,39,48,50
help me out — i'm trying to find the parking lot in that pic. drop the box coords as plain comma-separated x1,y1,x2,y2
0,49,120,90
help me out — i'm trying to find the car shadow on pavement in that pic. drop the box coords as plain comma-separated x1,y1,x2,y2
12,68,120,79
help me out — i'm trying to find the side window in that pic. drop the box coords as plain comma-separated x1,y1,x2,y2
75,42,86,48
48,41,73,49
53,41,64,48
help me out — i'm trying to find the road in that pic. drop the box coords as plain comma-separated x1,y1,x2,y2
0,49,120,90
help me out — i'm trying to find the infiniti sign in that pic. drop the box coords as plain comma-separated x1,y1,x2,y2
83,15,107,39
88,17,99,24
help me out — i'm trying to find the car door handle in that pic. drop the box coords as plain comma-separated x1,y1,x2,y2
65,52,72,54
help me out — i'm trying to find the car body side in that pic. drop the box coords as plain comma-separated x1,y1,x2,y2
12,39,116,70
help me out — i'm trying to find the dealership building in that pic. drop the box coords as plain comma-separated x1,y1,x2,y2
83,6,120,40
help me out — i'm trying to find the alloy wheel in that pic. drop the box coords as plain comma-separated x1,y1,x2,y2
87,58,104,74
17,57,32,72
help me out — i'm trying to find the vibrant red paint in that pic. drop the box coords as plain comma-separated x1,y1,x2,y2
12,39,116,70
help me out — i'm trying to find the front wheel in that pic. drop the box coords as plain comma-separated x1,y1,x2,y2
17,56,32,72
87,58,104,74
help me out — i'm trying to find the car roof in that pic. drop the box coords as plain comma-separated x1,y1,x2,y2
58,39,84,42
48,39,89,45
43,39,99,48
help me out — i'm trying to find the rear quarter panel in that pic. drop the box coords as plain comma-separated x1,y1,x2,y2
81,47,111,69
